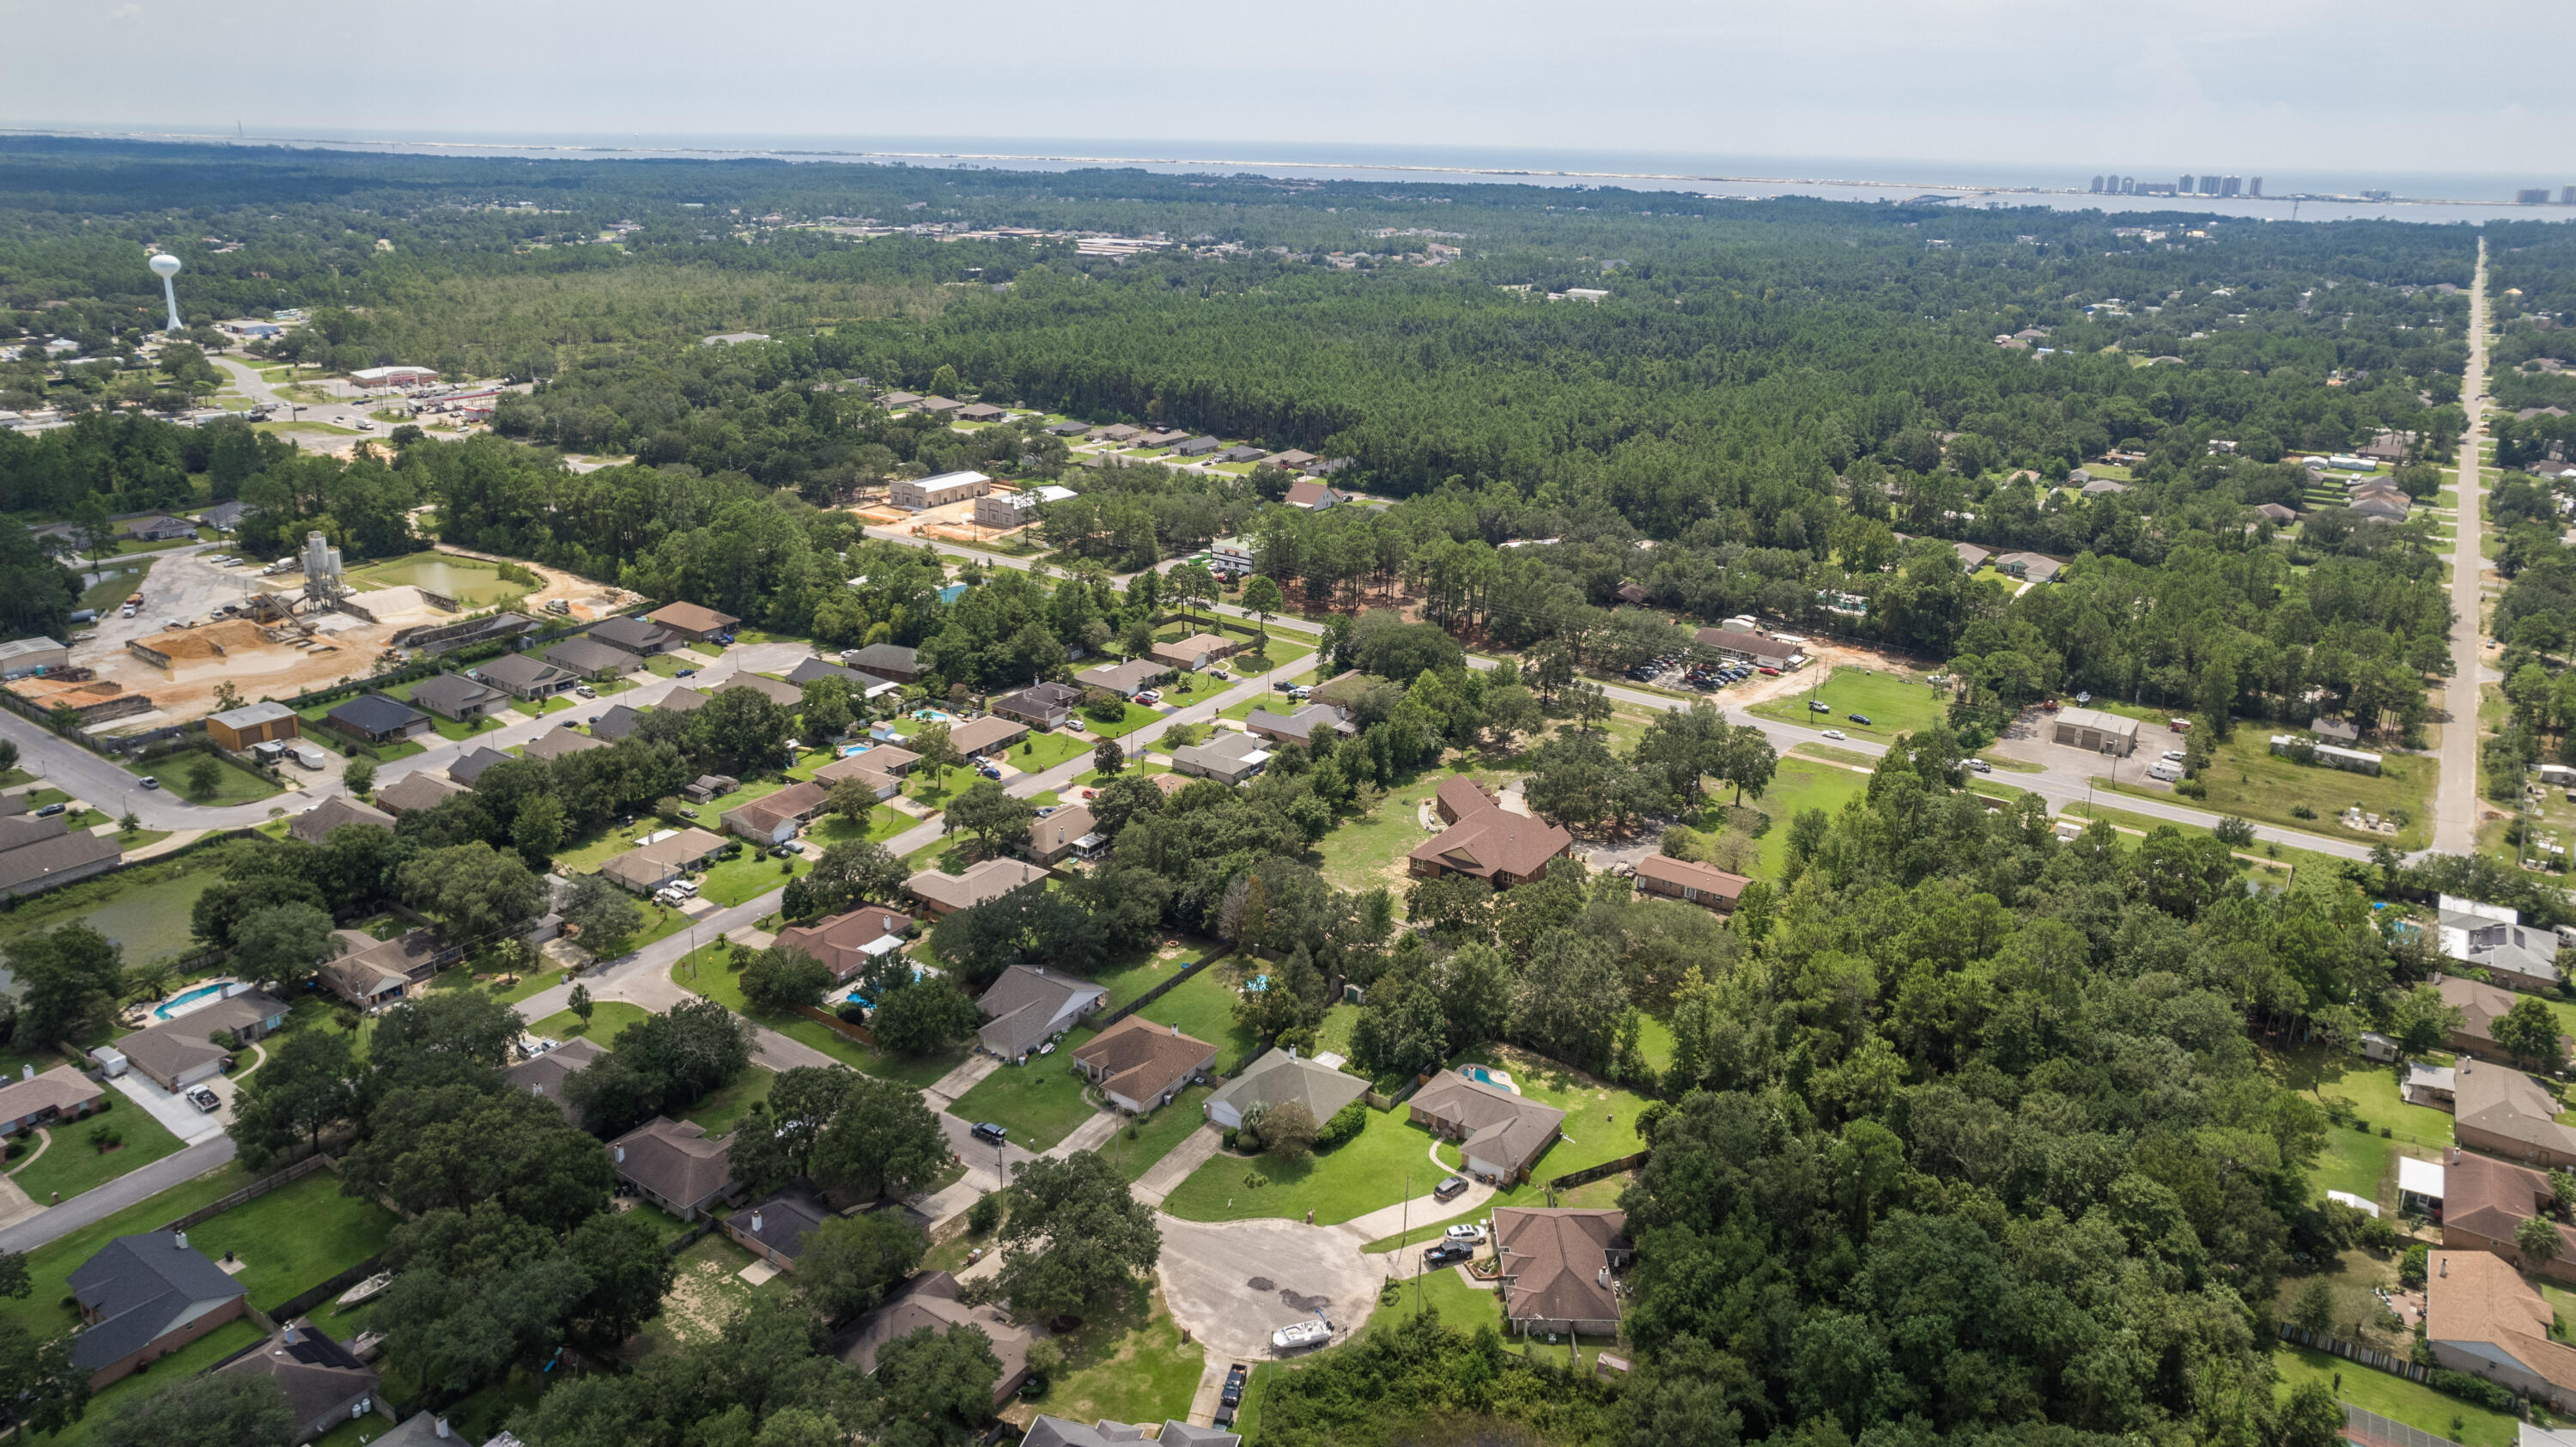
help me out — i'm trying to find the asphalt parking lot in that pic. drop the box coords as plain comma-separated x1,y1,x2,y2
1155,1214,1384,1359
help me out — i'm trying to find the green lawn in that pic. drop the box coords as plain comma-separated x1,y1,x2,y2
1161,1103,1438,1225
1080,701,1165,739
0,1161,270,1348
2273,1043,2451,1213
1158,670,1237,708
1369,1257,1501,1339
807,807,916,850
683,1065,776,1135
120,752,279,806
1748,666,1953,744
673,946,965,1090
1450,1046,1653,1182
1094,1086,1215,1183
947,1035,1104,1151
696,848,811,908
2274,1342,2518,1447
1220,675,1321,723
1311,792,1433,902
528,999,650,1043
1001,728,1100,775
1014,1279,1203,1429
185,1169,399,1312
76,557,155,614
9,1099,189,1206
1087,942,1214,1012
2102,726,2436,850
1127,961,1262,1075
1753,757,1870,879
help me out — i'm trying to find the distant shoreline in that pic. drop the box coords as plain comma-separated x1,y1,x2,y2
4,125,2566,222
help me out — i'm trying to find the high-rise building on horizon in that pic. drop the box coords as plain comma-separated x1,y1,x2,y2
2179,174,2196,193
2250,178,2263,198
2518,189,2551,204
2089,175,2105,193
2561,185,2575,205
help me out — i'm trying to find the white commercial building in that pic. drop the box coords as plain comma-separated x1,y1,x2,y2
890,471,991,511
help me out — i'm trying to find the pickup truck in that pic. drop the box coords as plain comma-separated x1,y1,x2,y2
1221,1363,1247,1407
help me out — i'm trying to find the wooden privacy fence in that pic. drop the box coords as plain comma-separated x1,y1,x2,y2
793,1004,878,1047
1097,947,1231,1030
161,1153,335,1233
267,1252,386,1322
1548,1152,1649,1192
2276,1323,2430,1383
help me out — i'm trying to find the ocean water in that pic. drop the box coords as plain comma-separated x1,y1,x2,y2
20,125,2574,225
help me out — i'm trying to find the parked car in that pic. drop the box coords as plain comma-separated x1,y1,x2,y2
2161,750,2185,763
185,1086,221,1113
1433,1175,1469,1201
1965,758,1992,773
1133,690,1163,704
574,684,597,698
138,776,161,789
1443,1223,1486,1244
33,802,65,818
1808,699,1831,713
1849,713,1871,725
1820,728,1847,741
1221,1364,1248,1407
1271,1318,1330,1353
1758,666,1780,676
970,1122,1008,1146
977,764,1002,780
675,667,698,678
1423,1242,1475,1268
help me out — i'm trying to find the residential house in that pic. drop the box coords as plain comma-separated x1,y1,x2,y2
658,684,713,714
199,499,251,532
502,1037,606,1121
2079,478,2129,496
722,1184,834,1271
288,794,395,844
1171,730,1272,786
1285,479,1340,510
2452,1058,2576,1170
2350,495,2411,522
474,652,580,701
0,814,120,900
889,471,990,510
205,700,301,751
2311,716,2363,745
2438,975,2576,1065
2426,1249,2576,1411
1269,448,1320,471
1075,659,1170,696
586,616,678,657
993,680,1084,730
322,693,432,745
841,643,921,684
598,828,729,896
947,714,1029,758
1045,421,1090,436
2050,706,2139,757
609,1116,736,1219
1171,435,1222,457
1090,423,1142,444
1634,854,1753,914
1204,1048,1368,1132
786,657,881,695
320,929,457,1009
125,515,197,543
68,1232,251,1387
0,1066,105,1138
1953,543,1991,570
408,672,509,722
813,753,902,800
523,727,609,763
2270,733,2383,775
1409,784,1572,890
1027,804,1105,866
1409,1070,1566,1183
907,857,1049,917
1025,1419,1239,1447
1613,582,1649,605
833,1271,1033,1407
720,780,829,846
914,397,964,417
2439,1149,2576,1284
682,774,738,804
646,601,739,641
1245,703,1354,747
720,673,803,709
878,391,924,410
2255,502,2300,525
447,745,513,787
1074,1016,1216,1113
775,907,914,982
975,964,1108,1059
1994,551,2064,582
589,703,646,741
2440,896,2562,991
1150,633,1237,672
215,1322,381,1445
1492,1208,1631,1337
114,989,289,1091
544,636,642,681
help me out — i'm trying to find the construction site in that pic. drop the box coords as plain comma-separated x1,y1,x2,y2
53,536,634,730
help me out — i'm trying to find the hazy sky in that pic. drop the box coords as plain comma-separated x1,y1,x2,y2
6,0,2570,181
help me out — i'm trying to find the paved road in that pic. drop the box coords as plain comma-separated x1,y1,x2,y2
2433,240,2492,857
0,1137,236,1253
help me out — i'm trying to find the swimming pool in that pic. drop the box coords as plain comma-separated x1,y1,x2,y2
911,708,957,724
154,980,236,1019
1464,1065,1519,1094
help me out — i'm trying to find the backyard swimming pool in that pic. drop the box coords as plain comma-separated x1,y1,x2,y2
154,979,239,1019
1464,1065,1519,1094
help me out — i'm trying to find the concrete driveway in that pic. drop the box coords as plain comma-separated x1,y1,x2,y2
107,1070,227,1145
1154,1214,1384,1359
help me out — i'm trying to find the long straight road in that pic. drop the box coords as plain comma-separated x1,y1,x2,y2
2432,240,2492,857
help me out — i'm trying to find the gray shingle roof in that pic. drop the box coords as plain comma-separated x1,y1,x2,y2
68,1233,248,1370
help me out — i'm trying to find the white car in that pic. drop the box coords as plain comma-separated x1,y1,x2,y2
1270,1318,1330,1352
2161,750,2185,763
1965,758,1992,773
1443,1223,1486,1244
1820,728,1847,741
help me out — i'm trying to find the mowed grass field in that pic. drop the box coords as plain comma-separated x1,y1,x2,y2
2104,725,2437,849
1748,666,1953,744
1752,757,1870,879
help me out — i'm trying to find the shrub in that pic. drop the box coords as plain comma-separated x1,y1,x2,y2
2400,1243,2429,1287
2174,778,2207,799
2291,803,2318,819
1222,1127,1240,1152
2427,1369,2518,1412
967,1192,1003,1235
1317,1100,1369,1152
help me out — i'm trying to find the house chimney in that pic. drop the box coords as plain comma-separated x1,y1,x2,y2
1171,1023,1180,1037
1287,1045,1297,1060
435,1418,451,1439
2440,1255,2448,1277
614,1146,625,1163
751,1210,763,1234
283,1324,301,1345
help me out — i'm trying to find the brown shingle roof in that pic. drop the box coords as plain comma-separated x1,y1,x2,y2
834,1271,1032,1407
775,908,914,981
1494,1207,1628,1326
1411,1071,1564,1178
1409,799,1572,883
647,601,740,635
1074,1015,1215,1106
2455,1059,2576,1160
610,1116,734,1211
946,715,1028,756
287,795,396,843
2429,1249,2576,1393
0,1066,104,1124
1634,854,1751,903
2441,1151,2576,1255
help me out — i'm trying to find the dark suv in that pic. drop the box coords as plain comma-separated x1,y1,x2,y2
969,1122,1007,1146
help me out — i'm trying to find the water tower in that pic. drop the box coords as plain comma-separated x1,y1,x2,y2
148,253,183,333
